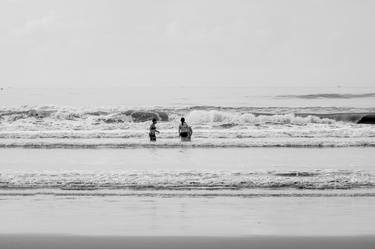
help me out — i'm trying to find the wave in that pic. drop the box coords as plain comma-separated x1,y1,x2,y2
186,110,375,124
1,106,374,126
0,106,374,147
278,93,375,99
0,170,374,191
0,107,169,123
306,113,371,123
187,111,331,125
0,137,374,148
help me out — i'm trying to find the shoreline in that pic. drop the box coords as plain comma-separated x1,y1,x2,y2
1,148,374,238
0,235,374,249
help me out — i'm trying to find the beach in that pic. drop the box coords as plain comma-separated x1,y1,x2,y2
0,87,374,248
0,148,374,237
1,194,375,236
1,235,375,249
2,0,375,246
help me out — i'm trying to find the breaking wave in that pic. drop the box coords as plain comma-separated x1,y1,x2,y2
0,105,374,147
0,169,374,191
1,105,374,126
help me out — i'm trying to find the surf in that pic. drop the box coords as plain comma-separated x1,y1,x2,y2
0,169,374,191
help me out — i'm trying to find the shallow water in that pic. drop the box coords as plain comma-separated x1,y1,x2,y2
0,148,374,195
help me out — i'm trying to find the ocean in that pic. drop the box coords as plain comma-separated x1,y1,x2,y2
1,86,374,148
0,86,375,236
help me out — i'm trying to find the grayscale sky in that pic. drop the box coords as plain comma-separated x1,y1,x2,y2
0,0,374,88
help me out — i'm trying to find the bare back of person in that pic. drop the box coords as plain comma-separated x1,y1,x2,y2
178,118,192,142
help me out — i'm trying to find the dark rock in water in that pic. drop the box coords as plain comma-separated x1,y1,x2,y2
357,115,375,124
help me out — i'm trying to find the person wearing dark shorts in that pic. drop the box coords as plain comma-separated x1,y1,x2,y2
178,117,192,142
149,118,160,142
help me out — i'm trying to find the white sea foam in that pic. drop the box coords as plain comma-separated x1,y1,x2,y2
0,105,374,147
0,137,374,148
0,169,374,192
187,110,334,125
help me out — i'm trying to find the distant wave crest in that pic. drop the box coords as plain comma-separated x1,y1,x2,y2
278,93,375,99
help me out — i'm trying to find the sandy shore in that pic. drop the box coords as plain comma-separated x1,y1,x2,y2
0,235,374,249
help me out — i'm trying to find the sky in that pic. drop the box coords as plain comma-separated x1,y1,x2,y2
0,0,374,88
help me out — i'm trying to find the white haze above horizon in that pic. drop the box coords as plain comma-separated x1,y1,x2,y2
0,0,375,88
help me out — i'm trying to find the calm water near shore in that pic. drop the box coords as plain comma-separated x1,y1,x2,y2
0,147,374,236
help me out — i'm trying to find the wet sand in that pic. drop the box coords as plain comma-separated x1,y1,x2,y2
1,195,375,236
0,235,374,249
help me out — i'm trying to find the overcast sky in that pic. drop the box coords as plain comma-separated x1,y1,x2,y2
0,0,374,88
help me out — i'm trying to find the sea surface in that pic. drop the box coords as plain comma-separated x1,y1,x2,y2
0,86,374,148
0,86,374,235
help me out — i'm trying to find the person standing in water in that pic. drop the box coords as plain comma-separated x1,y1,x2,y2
149,118,160,142
178,117,192,142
